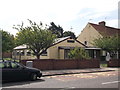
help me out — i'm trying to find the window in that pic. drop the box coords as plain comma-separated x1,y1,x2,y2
16,51,20,56
96,50,100,59
84,41,87,45
27,51,31,56
67,40,75,43
21,51,25,56
64,49,70,59
87,50,94,58
41,51,47,56
16,51,25,56
4,62,12,68
26,50,32,56
0,62,4,68
11,62,19,68
1,61,23,69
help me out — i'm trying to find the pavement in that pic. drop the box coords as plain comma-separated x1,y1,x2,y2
42,67,119,77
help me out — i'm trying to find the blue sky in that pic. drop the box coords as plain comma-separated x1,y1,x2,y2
0,0,119,36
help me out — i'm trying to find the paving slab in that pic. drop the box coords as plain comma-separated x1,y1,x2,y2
42,67,118,77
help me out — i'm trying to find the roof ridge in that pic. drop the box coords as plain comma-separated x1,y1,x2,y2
89,22,120,30
89,22,120,36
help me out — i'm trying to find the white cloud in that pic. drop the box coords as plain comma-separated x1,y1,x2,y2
106,19,118,28
0,0,119,35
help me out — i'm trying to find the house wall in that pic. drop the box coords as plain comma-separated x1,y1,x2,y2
40,49,49,59
59,49,64,59
12,49,36,60
48,45,58,59
48,38,85,59
77,23,102,47
13,38,85,60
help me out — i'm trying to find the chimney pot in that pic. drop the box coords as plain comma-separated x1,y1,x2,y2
99,21,106,26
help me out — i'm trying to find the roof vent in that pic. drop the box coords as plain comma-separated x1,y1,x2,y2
99,21,106,26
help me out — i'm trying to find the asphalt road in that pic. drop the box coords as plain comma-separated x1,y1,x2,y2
2,70,119,89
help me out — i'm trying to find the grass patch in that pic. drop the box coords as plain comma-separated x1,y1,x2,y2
3,58,20,62
100,63,108,67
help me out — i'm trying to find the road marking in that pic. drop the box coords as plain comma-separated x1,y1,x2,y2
59,87,75,90
102,81,120,85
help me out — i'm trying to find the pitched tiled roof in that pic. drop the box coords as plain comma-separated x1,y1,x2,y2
14,44,27,50
54,36,71,44
89,23,120,36
14,36,87,50
14,37,71,50
50,36,87,47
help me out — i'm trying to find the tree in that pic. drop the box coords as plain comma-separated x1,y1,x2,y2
93,35,120,58
63,31,76,39
0,29,15,53
48,22,64,38
14,20,56,59
68,47,91,59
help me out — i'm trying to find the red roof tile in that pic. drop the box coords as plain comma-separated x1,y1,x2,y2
89,23,120,36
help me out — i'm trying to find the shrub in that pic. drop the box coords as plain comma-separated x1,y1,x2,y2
68,47,91,59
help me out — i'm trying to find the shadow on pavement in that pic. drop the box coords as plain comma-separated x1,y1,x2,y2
2,78,45,87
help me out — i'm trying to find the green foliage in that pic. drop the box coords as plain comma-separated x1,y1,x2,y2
14,20,56,59
100,63,107,67
3,58,19,62
63,31,76,39
93,35,120,53
48,22,77,39
0,30,15,53
48,22,64,38
68,47,91,59
93,35,120,58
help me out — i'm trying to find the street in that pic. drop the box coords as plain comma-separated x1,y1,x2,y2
2,70,119,89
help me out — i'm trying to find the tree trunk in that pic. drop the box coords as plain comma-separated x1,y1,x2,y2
36,54,40,59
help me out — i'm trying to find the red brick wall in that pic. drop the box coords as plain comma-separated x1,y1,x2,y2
33,59,53,70
2,52,12,58
53,59,78,70
77,59,100,68
108,59,120,67
20,59,100,70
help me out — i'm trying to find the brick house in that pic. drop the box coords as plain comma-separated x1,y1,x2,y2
12,36,86,60
77,21,120,60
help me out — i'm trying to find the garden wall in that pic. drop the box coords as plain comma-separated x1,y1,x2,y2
108,59,120,67
20,59,100,70
2,52,12,58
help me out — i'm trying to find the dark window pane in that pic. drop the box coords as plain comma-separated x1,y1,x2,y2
41,51,47,56
67,40,75,43
27,52,31,56
64,49,70,59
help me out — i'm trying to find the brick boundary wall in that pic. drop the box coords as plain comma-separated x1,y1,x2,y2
20,59,100,70
108,59,120,67
2,52,12,58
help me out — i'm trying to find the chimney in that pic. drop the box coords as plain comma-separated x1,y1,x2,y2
98,21,106,26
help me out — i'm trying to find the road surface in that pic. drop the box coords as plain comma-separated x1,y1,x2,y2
2,70,119,89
